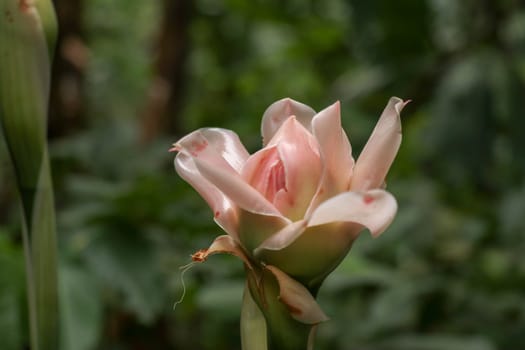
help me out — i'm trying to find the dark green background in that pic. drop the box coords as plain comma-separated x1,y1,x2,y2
1,0,525,349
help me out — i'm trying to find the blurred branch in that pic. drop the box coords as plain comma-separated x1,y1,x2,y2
140,0,192,144
49,0,88,139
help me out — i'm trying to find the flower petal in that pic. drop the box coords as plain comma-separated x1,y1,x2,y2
256,222,360,288
175,153,239,237
194,156,285,217
254,220,307,253
267,116,322,220
173,128,249,172
350,97,408,191
238,210,290,253
307,101,354,217
175,128,285,219
265,265,329,324
261,98,316,146
307,190,398,238
241,146,285,204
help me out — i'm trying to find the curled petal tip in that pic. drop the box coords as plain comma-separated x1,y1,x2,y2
399,99,411,110
391,97,411,112
350,97,406,191
261,98,316,145
283,98,293,112
168,144,179,152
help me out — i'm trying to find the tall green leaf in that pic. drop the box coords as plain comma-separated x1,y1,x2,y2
0,1,58,350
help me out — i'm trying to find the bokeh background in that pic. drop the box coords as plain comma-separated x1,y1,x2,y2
1,0,525,349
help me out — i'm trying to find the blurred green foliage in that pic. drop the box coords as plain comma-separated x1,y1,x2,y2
1,0,525,349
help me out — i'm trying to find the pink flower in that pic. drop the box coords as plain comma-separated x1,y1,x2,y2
172,97,408,324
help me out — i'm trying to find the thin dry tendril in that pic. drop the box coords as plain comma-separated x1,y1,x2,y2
173,261,198,310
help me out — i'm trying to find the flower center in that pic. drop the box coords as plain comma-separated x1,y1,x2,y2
246,147,287,204
264,157,286,201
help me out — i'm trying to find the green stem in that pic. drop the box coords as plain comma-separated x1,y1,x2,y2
32,156,59,350
21,216,39,350
241,283,268,350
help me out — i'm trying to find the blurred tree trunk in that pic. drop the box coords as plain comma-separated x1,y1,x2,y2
49,0,88,139
140,0,191,143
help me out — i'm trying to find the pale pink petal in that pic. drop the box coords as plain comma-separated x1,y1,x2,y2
306,101,354,217
175,128,286,219
241,146,285,204
194,156,287,218
266,117,322,220
307,190,398,238
254,220,307,253
261,98,316,146
175,153,239,238
173,128,249,172
265,265,329,324
192,235,253,270
350,97,408,191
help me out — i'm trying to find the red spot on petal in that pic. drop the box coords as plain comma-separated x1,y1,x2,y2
190,139,208,156
282,299,302,316
214,211,220,218
363,194,374,205
19,0,30,12
195,140,208,151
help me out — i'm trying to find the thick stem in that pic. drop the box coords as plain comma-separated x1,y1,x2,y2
241,284,268,350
